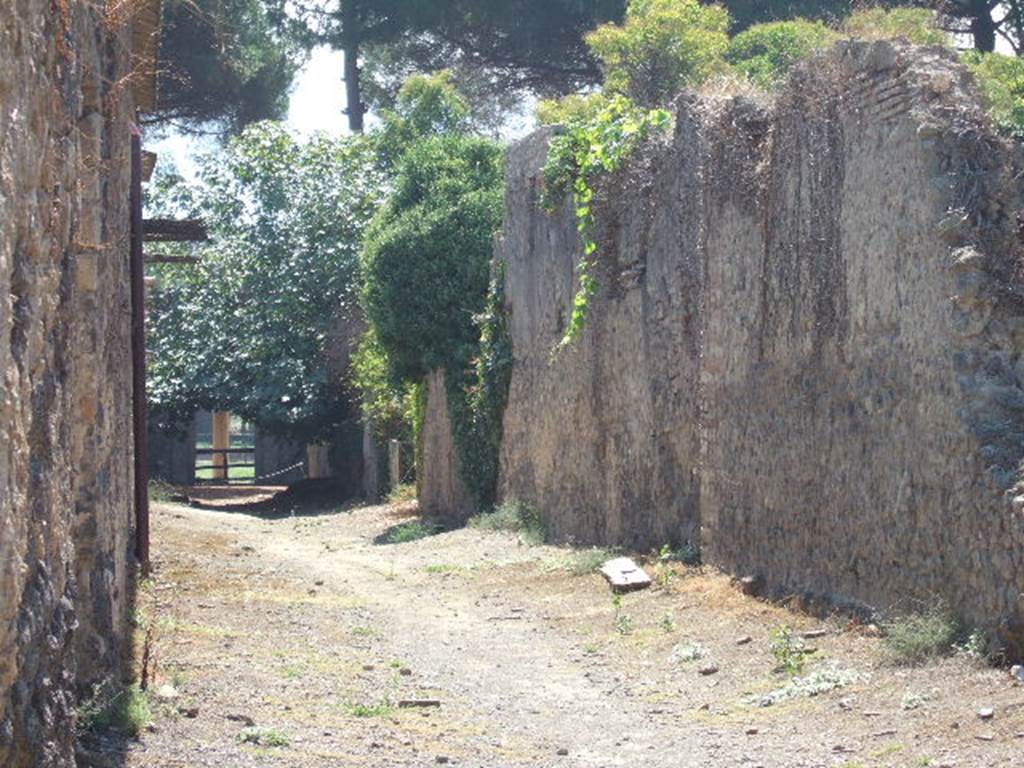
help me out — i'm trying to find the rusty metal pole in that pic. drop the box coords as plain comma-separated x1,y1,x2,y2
130,130,150,571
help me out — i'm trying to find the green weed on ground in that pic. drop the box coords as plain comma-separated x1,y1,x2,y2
770,625,813,676
349,702,395,718
380,519,440,544
658,542,700,566
77,683,150,737
148,479,179,503
752,665,865,707
238,726,290,747
882,603,961,665
468,500,546,545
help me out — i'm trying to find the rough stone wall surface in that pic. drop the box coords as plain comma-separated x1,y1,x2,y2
0,1,135,765
149,418,196,486
496,128,704,549
419,370,475,523
494,41,1024,639
254,430,305,486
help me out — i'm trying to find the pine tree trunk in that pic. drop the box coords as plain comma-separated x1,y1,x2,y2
341,1,364,133
969,0,997,52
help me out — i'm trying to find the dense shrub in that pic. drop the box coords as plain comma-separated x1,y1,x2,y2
360,87,511,509
964,51,1024,139
726,19,838,87
361,135,504,383
586,0,731,107
842,7,950,46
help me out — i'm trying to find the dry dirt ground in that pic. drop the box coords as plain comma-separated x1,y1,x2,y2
115,492,1024,768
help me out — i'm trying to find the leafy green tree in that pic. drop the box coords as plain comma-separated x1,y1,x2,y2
146,123,386,441
374,71,472,168
360,134,504,382
586,0,732,107
300,0,627,131
151,0,305,134
963,50,1024,137
726,19,838,87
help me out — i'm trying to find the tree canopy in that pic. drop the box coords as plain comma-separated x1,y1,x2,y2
360,135,504,383
150,0,306,135
146,124,385,441
293,0,625,131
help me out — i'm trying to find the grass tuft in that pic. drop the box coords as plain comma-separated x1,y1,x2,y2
381,519,440,544
882,603,960,665
568,547,617,576
78,683,150,738
468,500,546,545
349,702,395,718
238,726,290,747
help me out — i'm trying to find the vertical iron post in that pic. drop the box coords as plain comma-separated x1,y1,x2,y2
130,131,150,571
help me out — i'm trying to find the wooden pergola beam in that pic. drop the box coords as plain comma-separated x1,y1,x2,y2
144,254,200,264
143,218,209,243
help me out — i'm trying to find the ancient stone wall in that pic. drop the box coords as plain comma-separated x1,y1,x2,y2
419,370,475,522
496,127,705,549
1,1,136,764
483,41,1024,642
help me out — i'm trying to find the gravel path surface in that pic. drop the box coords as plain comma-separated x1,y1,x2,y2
106,497,1024,768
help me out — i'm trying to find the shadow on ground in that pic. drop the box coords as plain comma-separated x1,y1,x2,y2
372,518,453,546
184,479,363,519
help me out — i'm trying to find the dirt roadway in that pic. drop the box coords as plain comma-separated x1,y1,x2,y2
113,497,1024,768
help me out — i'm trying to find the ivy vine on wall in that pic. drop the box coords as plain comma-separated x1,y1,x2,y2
542,95,671,348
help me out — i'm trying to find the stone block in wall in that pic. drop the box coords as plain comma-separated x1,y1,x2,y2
419,370,475,523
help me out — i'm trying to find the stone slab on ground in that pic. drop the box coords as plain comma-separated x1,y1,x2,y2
600,557,652,593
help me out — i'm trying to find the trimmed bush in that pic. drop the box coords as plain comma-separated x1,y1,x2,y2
586,0,731,106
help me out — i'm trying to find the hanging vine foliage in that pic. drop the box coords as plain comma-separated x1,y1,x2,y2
542,95,670,348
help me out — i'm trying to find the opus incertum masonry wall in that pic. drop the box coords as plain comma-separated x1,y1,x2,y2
1,2,138,764
422,41,1024,652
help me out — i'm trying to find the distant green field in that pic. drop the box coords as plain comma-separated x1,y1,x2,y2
194,464,255,481
195,444,256,481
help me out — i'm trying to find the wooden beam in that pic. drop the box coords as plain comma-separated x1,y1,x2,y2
131,133,151,572
144,254,200,264
143,218,209,243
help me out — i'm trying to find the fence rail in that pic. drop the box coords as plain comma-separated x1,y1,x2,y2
194,447,255,485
